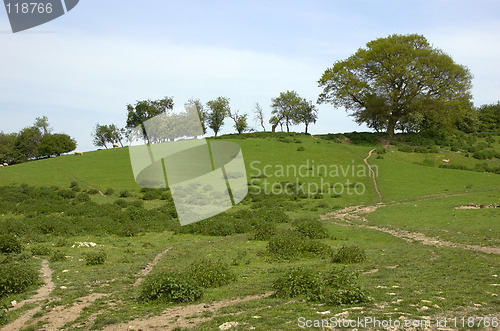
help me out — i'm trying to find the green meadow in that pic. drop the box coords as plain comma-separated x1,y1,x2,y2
0,133,499,330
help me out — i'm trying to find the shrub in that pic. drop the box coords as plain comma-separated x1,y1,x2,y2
267,230,304,259
272,267,323,300
301,240,333,258
30,244,51,256
50,250,66,262
473,149,497,160
58,189,76,199
114,199,128,208
375,146,386,154
104,188,115,195
297,146,305,152
140,272,203,303
332,245,366,263
84,250,107,265
87,188,99,195
398,145,414,153
186,258,236,288
293,218,329,239
0,262,39,297
75,193,91,202
273,266,369,305
251,221,276,241
0,234,23,254
70,181,79,188
119,190,132,198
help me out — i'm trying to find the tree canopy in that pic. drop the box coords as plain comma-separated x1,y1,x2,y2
206,97,230,137
126,96,174,142
318,34,473,136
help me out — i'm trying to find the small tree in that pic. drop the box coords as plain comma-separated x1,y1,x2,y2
254,102,266,131
206,97,230,137
14,127,42,161
92,124,110,149
297,100,318,134
186,98,207,135
478,102,500,132
34,116,52,135
229,110,249,134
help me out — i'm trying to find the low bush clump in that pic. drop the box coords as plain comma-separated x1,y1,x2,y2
30,244,51,256
473,149,498,160
104,188,115,195
332,245,366,263
0,262,39,298
398,145,414,153
293,218,329,239
267,230,305,259
273,266,369,305
140,272,203,303
0,234,23,254
50,250,66,262
75,193,91,202
84,250,107,265
273,267,323,300
297,146,305,152
186,258,236,288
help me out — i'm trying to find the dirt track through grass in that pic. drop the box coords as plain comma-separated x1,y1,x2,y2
364,148,382,203
0,259,54,331
103,292,273,331
133,247,172,287
322,204,500,255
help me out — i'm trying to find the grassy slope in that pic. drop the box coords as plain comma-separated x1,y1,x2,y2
0,134,499,330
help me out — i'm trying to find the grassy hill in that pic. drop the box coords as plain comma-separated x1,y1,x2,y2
0,132,499,330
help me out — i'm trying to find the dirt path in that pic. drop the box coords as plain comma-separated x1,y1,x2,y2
31,293,109,330
1,259,54,331
103,292,273,331
133,247,172,287
323,204,500,255
364,148,382,203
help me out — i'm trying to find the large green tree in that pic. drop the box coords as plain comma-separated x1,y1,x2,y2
186,98,207,135
0,132,17,164
318,34,473,136
206,97,230,137
126,96,174,142
38,133,76,157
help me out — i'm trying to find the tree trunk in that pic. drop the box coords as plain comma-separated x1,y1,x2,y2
387,118,396,137
271,123,277,132
286,119,290,133
304,123,309,134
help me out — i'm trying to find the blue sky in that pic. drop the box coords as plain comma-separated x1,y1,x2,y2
1,0,499,151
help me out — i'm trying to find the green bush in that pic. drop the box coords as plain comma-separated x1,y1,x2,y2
140,272,203,303
297,146,305,152
186,258,236,288
332,245,366,263
272,267,323,300
251,221,276,241
113,199,128,208
0,262,39,298
119,190,132,198
267,230,304,259
50,250,66,262
30,244,51,256
473,149,498,160
273,266,369,305
87,188,99,195
84,250,107,265
0,234,23,254
293,218,329,239
104,188,115,195
75,193,91,202
398,145,414,153
70,181,79,188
